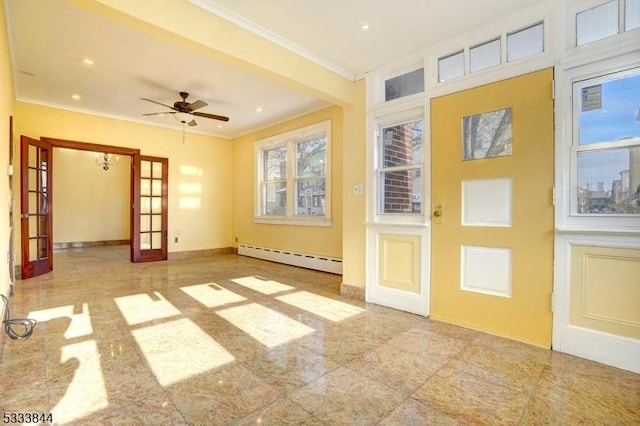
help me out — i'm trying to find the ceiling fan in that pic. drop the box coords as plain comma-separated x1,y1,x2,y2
141,92,229,127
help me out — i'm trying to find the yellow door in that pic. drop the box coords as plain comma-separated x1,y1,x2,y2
431,68,554,347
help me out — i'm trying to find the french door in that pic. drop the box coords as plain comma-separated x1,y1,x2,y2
20,136,53,278
19,137,167,274
131,155,168,262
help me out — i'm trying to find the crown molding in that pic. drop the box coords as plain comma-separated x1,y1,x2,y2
189,0,355,80
16,97,231,139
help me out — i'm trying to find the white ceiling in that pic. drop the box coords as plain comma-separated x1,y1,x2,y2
4,0,542,138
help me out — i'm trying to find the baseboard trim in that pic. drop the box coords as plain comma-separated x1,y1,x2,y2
341,282,365,301
168,247,235,260
53,240,130,249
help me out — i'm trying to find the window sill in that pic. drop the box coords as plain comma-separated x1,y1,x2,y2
555,225,640,237
254,216,333,227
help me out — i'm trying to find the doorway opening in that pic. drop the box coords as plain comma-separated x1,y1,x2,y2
19,137,169,279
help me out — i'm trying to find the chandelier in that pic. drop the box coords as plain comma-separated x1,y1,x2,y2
95,152,119,170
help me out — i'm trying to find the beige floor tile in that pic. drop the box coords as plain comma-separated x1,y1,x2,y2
449,343,547,392
379,397,464,425
347,343,444,396
412,364,530,425
420,319,482,342
242,344,340,393
166,363,281,424
235,397,326,426
386,327,468,361
288,366,404,424
520,355,640,425
472,333,551,365
0,246,638,424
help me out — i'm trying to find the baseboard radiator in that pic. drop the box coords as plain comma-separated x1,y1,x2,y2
237,244,342,275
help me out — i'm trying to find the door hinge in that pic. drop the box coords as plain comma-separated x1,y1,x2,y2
551,80,555,100
552,186,556,206
551,292,554,313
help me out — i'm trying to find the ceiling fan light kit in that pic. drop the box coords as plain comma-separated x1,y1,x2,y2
141,91,229,129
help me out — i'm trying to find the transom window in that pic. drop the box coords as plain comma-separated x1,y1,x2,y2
576,0,640,46
437,20,545,82
572,68,640,216
385,68,425,102
256,121,331,226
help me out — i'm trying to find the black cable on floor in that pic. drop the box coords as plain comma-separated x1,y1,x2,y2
1,294,37,340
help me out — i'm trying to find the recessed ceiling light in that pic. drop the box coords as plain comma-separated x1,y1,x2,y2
83,58,94,65
256,106,263,113
217,124,223,128
71,94,81,100
360,23,369,31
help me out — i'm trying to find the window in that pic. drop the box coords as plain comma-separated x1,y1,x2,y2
574,0,640,46
576,1,618,46
437,20,546,84
438,51,464,82
385,68,425,101
572,69,640,216
507,22,544,62
256,120,331,226
469,38,501,73
627,0,640,30
377,117,423,214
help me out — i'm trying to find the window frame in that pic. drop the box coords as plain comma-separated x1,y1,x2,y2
374,109,425,221
557,55,640,233
254,120,332,227
570,67,640,219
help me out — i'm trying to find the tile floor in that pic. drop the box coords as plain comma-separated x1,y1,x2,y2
1,246,639,425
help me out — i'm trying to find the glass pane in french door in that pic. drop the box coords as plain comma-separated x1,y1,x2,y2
140,159,164,250
28,145,49,261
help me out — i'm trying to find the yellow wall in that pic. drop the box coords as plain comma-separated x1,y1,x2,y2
14,102,233,256
53,149,130,243
1,0,14,297
231,106,344,258
341,80,367,287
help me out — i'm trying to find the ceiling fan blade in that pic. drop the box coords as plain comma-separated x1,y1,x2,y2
192,111,230,122
188,100,207,111
142,112,173,116
187,119,198,127
140,97,176,110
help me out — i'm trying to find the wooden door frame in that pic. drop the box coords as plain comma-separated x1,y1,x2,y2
38,137,139,263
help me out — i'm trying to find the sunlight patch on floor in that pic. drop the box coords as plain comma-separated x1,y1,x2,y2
216,303,314,348
51,340,108,424
231,276,295,295
276,291,365,322
28,303,93,338
114,292,181,325
132,318,235,386
180,283,247,308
